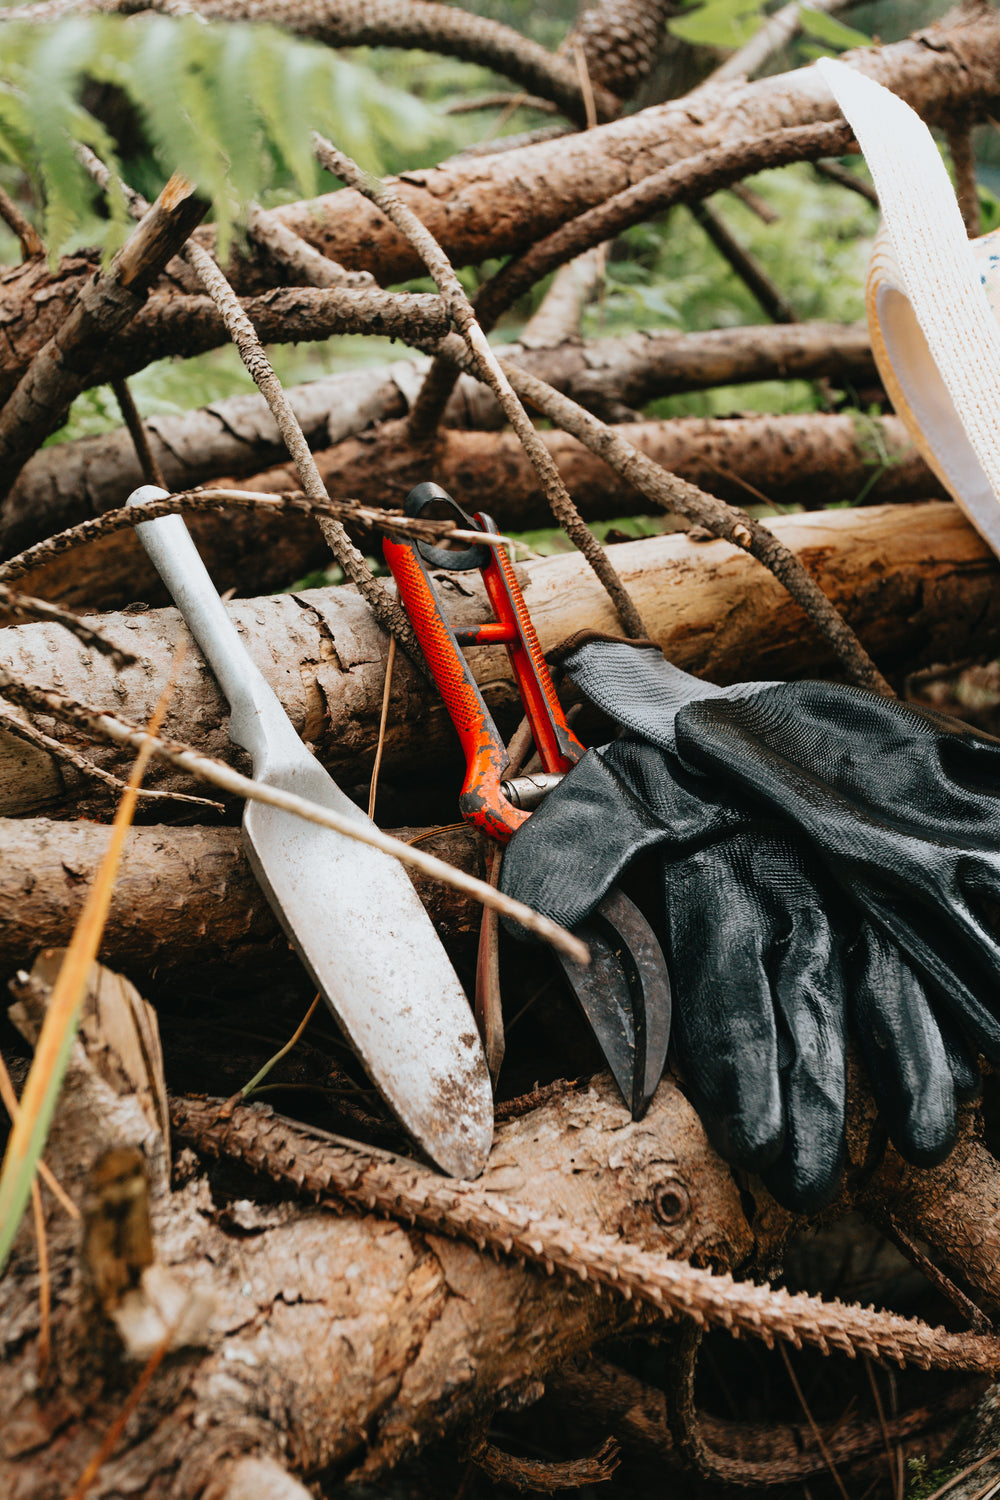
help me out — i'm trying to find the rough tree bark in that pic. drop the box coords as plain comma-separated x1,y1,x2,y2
3,2,1000,1493
1,322,880,555
1,502,994,818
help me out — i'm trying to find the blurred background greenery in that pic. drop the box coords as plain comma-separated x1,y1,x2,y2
0,0,991,446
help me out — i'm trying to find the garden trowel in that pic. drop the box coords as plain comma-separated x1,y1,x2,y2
126,485,493,1179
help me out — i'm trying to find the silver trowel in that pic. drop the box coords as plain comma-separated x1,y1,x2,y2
127,485,493,1178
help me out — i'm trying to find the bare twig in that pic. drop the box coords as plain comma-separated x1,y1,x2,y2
111,378,166,488
0,700,223,811
0,664,588,962
171,1096,1000,1373
704,0,856,84
470,1434,620,1492
0,173,208,501
412,120,852,430
178,239,428,667
467,349,891,694
0,584,134,665
947,116,982,238
690,199,798,323
312,135,645,637
0,488,504,586
245,200,375,289
0,183,44,259
367,635,395,821
814,157,879,204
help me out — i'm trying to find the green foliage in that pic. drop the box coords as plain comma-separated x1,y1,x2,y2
584,161,876,353
671,0,871,54
670,0,766,51
796,9,873,51
0,15,439,258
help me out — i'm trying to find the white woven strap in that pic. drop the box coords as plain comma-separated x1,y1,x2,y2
817,57,1000,557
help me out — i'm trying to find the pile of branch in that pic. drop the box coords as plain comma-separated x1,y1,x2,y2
3,2,1000,1495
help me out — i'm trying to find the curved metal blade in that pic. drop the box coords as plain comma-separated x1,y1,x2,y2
554,887,672,1119
243,755,493,1179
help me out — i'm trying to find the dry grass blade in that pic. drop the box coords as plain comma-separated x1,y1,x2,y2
0,1050,78,1219
368,635,396,821
240,993,321,1100
0,649,183,1273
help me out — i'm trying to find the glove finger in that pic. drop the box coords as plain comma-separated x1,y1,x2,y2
676,685,1000,1051
559,636,779,752
935,1007,982,1102
667,831,848,1206
665,844,784,1173
847,922,956,1166
754,848,847,1213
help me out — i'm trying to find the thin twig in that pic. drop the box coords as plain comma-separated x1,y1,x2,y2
73,143,427,673
412,119,852,429
690,199,797,323
814,158,878,204
67,1324,176,1500
865,1359,901,1500
946,116,981,238
111,378,166,489
245,200,375,289
705,0,855,83
0,584,135,666
0,701,223,811
0,489,501,586
0,183,44,259
368,635,396,822
240,993,321,1100
0,664,588,964
780,1344,851,1500
470,1434,620,1492
179,239,428,667
493,354,891,694
314,134,646,639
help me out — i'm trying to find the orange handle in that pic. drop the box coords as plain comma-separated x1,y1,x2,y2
473,513,584,775
384,532,527,841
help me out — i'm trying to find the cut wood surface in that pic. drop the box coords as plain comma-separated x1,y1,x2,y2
1,502,995,817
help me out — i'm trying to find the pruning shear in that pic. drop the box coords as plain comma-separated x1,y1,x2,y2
384,482,672,1119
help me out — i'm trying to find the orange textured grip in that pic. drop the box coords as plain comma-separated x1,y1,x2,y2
383,535,526,841
476,515,584,774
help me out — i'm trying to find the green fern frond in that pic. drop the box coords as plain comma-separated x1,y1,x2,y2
0,15,438,258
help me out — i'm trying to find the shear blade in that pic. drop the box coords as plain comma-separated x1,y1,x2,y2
554,887,672,1119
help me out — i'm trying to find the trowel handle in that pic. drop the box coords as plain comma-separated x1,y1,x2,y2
126,485,299,765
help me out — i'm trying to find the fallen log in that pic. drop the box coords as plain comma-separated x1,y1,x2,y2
0,322,878,554
7,412,938,610
0,817,483,982
1,502,996,818
259,6,1000,280
4,955,1000,1496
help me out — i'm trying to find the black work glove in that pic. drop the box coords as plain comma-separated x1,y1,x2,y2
499,639,980,1213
